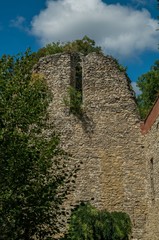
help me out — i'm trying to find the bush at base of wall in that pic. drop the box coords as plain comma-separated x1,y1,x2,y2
61,202,132,240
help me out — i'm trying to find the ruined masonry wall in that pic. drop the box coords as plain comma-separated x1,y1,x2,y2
34,53,148,240
143,117,159,240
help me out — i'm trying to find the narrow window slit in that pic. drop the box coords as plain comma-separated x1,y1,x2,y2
150,158,155,202
69,54,83,115
75,61,82,103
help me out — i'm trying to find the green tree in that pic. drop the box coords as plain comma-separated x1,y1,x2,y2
0,51,74,239
136,60,159,119
61,203,131,240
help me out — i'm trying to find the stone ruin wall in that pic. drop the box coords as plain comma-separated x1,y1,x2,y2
34,52,149,240
142,116,159,240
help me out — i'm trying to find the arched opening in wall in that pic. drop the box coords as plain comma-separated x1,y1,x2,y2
150,158,155,202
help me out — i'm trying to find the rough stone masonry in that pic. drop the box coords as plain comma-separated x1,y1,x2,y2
33,52,159,240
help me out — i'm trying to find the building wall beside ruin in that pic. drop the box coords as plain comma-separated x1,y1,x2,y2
142,116,159,240
34,52,148,240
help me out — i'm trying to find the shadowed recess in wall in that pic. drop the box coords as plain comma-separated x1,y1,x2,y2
79,112,95,135
70,53,95,134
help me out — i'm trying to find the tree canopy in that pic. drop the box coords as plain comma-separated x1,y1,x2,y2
0,50,74,240
136,60,159,119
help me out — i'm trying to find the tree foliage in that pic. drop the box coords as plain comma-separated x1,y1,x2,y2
137,60,159,119
0,51,73,239
61,203,132,240
36,36,102,58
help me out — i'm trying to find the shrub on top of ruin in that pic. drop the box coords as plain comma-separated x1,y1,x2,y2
113,58,127,73
61,202,132,240
36,35,103,58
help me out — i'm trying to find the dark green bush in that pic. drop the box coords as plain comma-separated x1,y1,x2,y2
61,203,131,240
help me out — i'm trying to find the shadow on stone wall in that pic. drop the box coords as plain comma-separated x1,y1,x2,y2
78,112,95,135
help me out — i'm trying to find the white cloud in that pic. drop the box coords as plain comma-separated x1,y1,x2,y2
10,16,25,28
131,0,147,6
31,0,159,58
10,16,29,33
131,0,156,8
131,81,141,95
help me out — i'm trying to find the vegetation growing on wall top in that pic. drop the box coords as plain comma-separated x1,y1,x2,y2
36,35,103,58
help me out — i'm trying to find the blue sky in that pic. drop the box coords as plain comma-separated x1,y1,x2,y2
0,0,158,93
